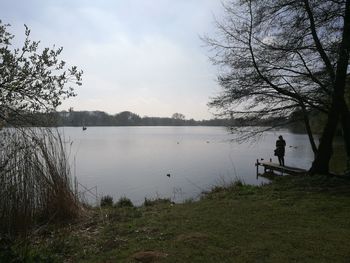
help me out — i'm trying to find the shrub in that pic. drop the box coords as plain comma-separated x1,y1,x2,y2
143,197,172,207
233,179,243,187
115,197,134,208
100,195,113,207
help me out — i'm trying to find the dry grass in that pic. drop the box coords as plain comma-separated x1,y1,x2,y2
0,127,82,237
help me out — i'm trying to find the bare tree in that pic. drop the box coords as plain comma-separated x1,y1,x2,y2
172,113,186,120
204,0,350,173
309,0,350,173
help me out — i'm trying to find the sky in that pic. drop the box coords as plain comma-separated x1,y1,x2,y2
1,0,225,120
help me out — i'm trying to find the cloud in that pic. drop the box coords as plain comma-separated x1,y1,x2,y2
1,0,223,119
61,32,216,119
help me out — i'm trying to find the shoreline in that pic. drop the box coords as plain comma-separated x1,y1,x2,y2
3,174,350,262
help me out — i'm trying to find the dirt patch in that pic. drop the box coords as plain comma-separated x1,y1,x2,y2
131,250,168,262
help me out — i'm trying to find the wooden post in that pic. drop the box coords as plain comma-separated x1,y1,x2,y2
256,159,259,178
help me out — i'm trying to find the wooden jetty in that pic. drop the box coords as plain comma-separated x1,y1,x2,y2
256,159,307,176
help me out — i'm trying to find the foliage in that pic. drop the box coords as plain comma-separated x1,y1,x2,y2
57,110,226,126
143,197,172,206
15,109,289,127
171,112,185,120
0,237,21,263
115,197,134,208
113,111,141,126
0,20,82,238
0,20,82,126
100,195,114,207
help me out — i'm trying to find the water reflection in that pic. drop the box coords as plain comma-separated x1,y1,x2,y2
62,127,314,205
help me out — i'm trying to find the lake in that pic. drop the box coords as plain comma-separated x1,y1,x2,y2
61,126,315,205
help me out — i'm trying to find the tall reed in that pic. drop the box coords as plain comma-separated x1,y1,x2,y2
0,127,81,236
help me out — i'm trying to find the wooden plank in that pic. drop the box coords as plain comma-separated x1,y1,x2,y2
257,161,307,175
261,162,306,172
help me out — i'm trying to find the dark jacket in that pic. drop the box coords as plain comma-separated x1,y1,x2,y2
275,138,286,157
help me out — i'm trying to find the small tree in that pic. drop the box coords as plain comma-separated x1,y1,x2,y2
0,21,83,236
172,113,185,120
0,21,82,126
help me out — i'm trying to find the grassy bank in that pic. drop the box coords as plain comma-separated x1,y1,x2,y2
2,175,350,262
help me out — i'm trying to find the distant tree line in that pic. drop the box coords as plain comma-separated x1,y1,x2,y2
14,110,294,127
54,110,235,126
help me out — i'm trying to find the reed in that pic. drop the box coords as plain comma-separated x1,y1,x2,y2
0,127,81,237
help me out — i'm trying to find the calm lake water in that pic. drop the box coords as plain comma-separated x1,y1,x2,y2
61,126,315,205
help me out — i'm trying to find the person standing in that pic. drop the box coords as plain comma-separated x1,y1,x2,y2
275,135,286,166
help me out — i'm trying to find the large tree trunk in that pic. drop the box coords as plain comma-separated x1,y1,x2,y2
301,105,318,155
340,103,350,169
310,0,350,174
310,103,340,173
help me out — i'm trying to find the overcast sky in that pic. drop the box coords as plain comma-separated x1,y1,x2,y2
1,0,224,120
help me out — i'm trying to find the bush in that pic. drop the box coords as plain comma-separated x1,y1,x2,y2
143,197,172,207
115,197,134,208
233,179,244,187
100,195,113,207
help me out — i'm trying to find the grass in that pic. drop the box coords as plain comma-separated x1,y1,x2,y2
3,174,350,262
330,141,348,174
